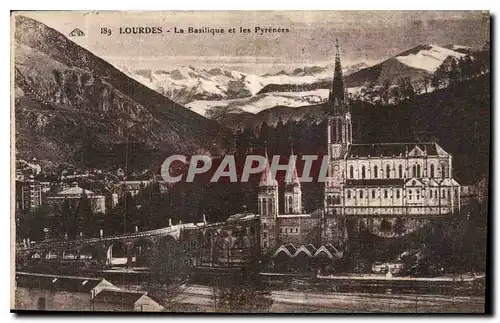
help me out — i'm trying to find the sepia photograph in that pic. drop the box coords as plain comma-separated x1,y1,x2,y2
10,10,490,313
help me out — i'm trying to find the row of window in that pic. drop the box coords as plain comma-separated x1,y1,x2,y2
345,188,457,200
347,163,447,179
280,227,299,234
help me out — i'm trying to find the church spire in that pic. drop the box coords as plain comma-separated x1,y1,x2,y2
285,143,300,187
329,38,346,113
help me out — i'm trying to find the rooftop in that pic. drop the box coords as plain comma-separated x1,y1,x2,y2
347,142,449,159
93,289,147,305
54,182,97,196
15,272,109,293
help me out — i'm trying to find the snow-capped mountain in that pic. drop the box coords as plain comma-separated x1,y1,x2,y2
187,87,362,117
119,62,369,105
344,44,468,88
394,44,466,73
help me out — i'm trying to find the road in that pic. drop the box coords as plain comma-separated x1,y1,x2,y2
172,285,485,313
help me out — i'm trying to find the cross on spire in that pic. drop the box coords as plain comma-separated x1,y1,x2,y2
335,38,340,55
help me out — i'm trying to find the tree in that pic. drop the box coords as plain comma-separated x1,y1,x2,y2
397,77,415,101
75,192,95,237
379,79,392,104
258,121,270,147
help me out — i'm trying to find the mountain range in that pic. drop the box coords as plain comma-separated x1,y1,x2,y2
180,44,478,127
14,15,231,172
119,61,370,106
121,44,476,127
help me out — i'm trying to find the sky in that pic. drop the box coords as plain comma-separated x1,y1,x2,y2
18,11,490,74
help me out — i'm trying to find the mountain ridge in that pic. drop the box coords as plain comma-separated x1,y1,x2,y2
14,15,231,171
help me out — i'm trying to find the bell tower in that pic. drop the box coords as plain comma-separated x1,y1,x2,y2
284,146,302,214
327,39,352,159
325,39,351,215
257,147,279,218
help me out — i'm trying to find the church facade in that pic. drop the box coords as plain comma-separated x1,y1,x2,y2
257,40,461,252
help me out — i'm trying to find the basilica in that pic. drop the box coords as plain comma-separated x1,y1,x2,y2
256,40,462,252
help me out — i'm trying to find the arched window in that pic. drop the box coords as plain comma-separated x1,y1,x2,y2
399,165,403,178
430,190,433,198
396,189,400,198
430,164,435,178
361,166,366,179
412,165,417,177
374,165,378,179
268,198,273,215
371,190,376,199
359,190,364,198
347,190,351,199
327,195,332,205
384,189,388,199
386,165,391,179
288,196,293,213
409,189,413,200
417,164,421,178
262,198,267,216
349,165,354,179
442,189,446,198
441,163,447,178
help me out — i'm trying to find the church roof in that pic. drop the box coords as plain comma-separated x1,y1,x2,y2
347,142,449,159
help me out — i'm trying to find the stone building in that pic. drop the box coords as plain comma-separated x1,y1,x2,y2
16,176,42,212
45,182,106,214
258,40,461,264
323,40,461,236
14,272,119,311
14,272,164,312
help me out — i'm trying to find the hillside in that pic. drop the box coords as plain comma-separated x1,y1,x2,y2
13,15,231,172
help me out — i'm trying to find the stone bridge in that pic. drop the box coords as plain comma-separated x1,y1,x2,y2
16,223,203,268
16,215,263,270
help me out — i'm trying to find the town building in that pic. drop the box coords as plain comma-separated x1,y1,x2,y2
45,182,106,214
14,272,164,312
92,289,164,312
16,176,42,212
14,272,119,311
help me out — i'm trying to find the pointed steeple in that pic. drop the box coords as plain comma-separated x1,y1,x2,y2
259,145,278,187
329,38,346,113
285,143,300,187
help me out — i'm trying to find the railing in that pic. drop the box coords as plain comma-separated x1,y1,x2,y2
16,223,198,251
